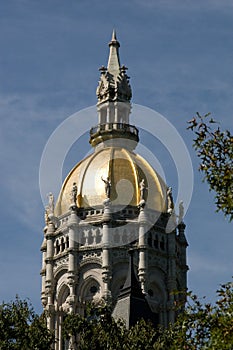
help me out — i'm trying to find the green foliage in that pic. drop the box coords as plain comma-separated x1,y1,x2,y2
187,112,233,221
63,282,233,350
156,282,233,350
0,296,53,350
63,304,158,350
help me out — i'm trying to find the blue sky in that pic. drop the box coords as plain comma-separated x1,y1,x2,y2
0,0,232,313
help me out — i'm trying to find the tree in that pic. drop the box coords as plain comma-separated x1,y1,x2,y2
63,282,233,349
63,304,158,350
155,281,233,350
0,297,53,350
187,112,233,221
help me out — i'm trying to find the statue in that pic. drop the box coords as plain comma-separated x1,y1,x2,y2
167,187,174,214
139,178,147,201
178,200,184,223
71,182,77,204
101,176,111,198
47,192,54,214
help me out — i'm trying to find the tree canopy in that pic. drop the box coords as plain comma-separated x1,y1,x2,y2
187,112,233,221
62,281,233,349
0,297,53,350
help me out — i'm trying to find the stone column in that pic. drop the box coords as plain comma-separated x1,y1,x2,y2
40,232,47,309
45,220,55,332
178,222,188,304
67,206,79,313
138,201,148,294
167,228,177,324
106,102,110,124
114,101,118,123
102,199,112,301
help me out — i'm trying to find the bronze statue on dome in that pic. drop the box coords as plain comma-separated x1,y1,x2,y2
139,178,147,201
167,187,174,214
71,182,77,204
101,176,111,198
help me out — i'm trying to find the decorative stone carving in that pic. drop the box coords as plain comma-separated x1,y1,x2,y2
96,67,131,103
54,256,69,269
178,200,184,223
47,192,54,214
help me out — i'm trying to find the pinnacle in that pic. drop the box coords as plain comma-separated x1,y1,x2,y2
107,30,120,76
111,29,117,41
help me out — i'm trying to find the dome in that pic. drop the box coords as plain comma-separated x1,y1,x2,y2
55,147,167,216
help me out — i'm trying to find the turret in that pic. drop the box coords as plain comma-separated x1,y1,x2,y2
90,30,138,148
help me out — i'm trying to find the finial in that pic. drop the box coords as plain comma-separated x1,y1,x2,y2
109,29,120,47
111,29,117,42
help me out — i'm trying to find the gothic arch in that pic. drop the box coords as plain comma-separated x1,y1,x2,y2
147,267,167,313
79,276,102,304
79,257,102,268
54,265,68,280
54,269,69,306
57,283,70,308
77,262,103,303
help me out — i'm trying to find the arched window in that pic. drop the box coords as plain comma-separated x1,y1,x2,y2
66,236,69,249
81,279,101,304
96,229,101,244
55,240,60,255
61,237,65,252
88,230,93,245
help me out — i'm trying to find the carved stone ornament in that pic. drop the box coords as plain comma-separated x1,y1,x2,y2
47,192,54,214
97,68,131,103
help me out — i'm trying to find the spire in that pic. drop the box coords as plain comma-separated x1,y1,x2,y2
96,31,132,105
112,250,158,328
107,29,121,77
118,249,144,299
91,32,139,149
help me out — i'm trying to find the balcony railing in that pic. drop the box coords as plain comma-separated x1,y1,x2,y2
90,122,139,137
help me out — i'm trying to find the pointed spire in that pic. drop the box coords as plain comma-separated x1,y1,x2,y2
112,249,159,328
92,32,138,149
118,249,144,299
107,29,121,77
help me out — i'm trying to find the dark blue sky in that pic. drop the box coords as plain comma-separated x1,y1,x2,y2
0,0,232,312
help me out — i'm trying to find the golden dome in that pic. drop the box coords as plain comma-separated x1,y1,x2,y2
55,147,167,216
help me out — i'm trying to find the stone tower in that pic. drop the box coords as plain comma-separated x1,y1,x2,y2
40,31,188,350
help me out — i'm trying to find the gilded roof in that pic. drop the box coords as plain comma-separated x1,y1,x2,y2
55,147,167,216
